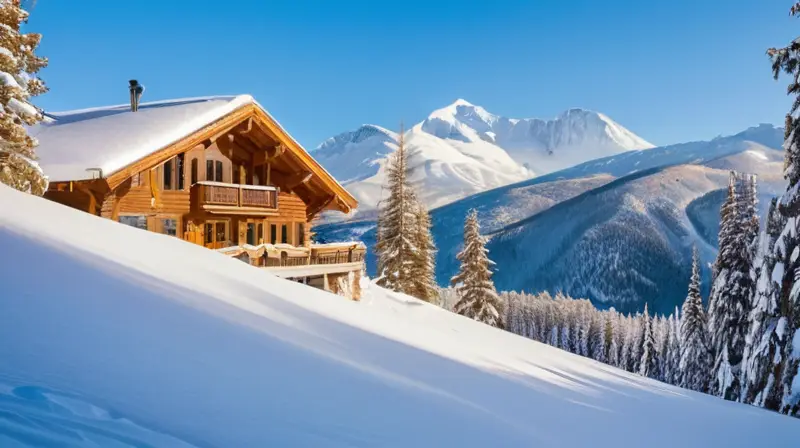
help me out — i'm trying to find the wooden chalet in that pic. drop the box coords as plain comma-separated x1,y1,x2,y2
34,81,365,299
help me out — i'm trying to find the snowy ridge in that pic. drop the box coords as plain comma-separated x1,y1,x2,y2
0,184,798,446
315,99,651,220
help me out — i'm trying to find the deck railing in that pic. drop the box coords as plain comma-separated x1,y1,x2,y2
224,244,366,270
193,182,278,210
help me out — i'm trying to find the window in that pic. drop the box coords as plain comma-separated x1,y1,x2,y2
119,215,147,230
246,223,256,246
163,158,173,190
205,159,225,183
258,223,264,244
215,161,223,182
298,223,305,246
270,224,277,245
177,153,185,190
191,158,198,185
161,218,178,237
216,222,226,245
204,223,212,244
281,224,288,244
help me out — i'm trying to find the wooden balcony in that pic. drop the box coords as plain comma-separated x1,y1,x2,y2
219,242,366,274
218,242,366,300
191,181,278,215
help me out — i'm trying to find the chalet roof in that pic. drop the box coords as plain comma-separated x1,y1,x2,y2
30,94,358,212
31,95,254,182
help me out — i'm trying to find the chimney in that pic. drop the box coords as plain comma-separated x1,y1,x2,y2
129,80,144,112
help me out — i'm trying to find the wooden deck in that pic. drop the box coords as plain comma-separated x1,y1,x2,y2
218,242,366,299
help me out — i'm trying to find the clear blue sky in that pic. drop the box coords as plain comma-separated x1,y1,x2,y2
25,0,798,149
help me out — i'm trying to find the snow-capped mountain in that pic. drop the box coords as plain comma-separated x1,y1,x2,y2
421,100,654,173
315,125,786,314
313,99,652,220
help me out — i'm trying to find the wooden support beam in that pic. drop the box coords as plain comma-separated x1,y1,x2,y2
148,169,161,209
216,133,235,159
236,117,254,135
266,144,286,161
337,197,352,214
306,194,336,221
284,171,314,192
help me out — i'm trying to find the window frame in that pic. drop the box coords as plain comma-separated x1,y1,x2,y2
191,158,198,185
118,214,148,231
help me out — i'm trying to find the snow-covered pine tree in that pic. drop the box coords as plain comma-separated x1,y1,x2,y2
765,13,800,413
451,209,503,328
680,246,712,393
577,307,590,357
741,198,787,406
589,313,605,362
608,312,622,368
375,125,418,295
560,305,572,352
639,304,658,378
631,313,645,373
657,315,670,382
667,309,682,385
621,316,634,372
410,198,438,302
0,0,48,196
708,171,758,401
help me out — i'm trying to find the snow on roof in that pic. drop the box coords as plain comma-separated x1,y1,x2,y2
29,94,313,183
1,184,798,446
29,95,253,181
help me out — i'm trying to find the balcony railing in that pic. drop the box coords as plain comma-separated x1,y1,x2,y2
193,181,278,211
218,242,367,270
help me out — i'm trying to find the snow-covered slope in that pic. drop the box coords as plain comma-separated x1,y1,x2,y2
314,99,651,220
1,186,798,446
315,125,786,313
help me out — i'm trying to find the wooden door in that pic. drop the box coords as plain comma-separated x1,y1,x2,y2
203,220,229,249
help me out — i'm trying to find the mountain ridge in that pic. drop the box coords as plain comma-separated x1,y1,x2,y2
313,99,652,220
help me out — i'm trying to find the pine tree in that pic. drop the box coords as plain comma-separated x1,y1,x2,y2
657,316,670,382
621,316,634,372
451,209,503,328
741,198,787,406
767,4,800,417
680,247,712,393
0,0,48,196
608,312,622,368
667,309,682,385
374,125,418,295
639,304,658,378
708,172,758,401
410,198,438,302
631,314,645,373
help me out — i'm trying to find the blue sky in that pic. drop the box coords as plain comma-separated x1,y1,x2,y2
26,0,798,149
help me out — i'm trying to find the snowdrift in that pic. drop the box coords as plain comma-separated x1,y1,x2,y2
0,185,797,446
